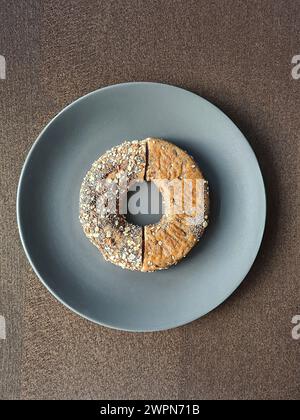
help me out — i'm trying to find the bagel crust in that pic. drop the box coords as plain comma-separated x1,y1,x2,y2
79,140,146,270
79,138,209,272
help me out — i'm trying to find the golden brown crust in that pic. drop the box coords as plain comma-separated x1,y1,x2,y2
79,138,209,272
142,138,209,271
143,216,198,271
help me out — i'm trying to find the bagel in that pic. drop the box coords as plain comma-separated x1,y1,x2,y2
143,138,209,271
79,140,146,271
79,138,209,272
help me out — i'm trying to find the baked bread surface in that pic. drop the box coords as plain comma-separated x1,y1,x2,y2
143,138,209,271
79,138,209,272
79,140,146,270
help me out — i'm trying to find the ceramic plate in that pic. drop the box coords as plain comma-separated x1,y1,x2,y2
17,82,266,332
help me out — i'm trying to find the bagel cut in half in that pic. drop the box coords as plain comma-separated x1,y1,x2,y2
79,138,209,272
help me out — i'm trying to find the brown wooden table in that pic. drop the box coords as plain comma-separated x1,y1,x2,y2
0,0,299,400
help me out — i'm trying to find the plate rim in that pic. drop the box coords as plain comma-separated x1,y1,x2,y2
16,81,267,332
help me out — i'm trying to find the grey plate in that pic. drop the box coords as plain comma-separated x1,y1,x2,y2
17,82,266,332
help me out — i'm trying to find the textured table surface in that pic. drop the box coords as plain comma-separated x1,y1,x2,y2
0,0,299,400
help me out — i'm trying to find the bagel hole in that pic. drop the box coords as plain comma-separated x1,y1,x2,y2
126,181,163,226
